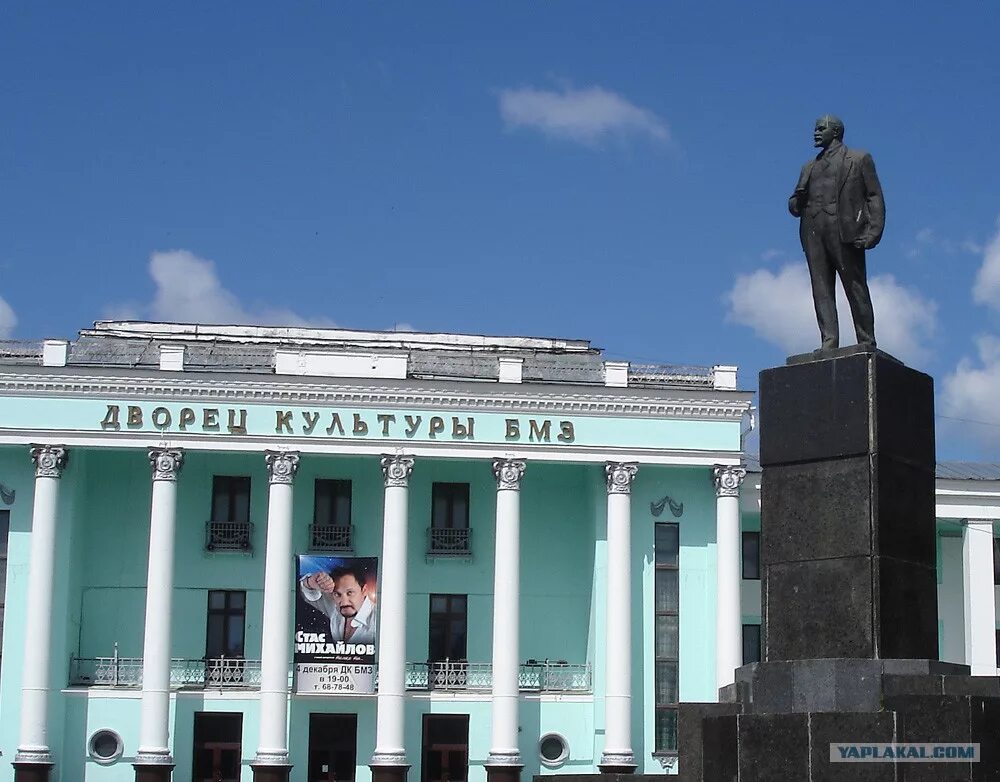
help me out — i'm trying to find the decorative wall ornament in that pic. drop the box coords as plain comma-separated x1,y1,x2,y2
713,464,747,497
380,454,414,488
650,494,684,518
29,444,68,479
653,754,678,772
0,483,14,505
148,448,184,481
492,458,526,491
605,462,639,495
265,450,300,485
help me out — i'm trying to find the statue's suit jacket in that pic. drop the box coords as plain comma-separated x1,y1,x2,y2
789,144,886,250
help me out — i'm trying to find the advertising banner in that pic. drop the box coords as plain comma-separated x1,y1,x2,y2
295,555,378,694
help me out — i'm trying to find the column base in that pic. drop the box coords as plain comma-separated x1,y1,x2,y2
12,762,54,782
133,762,175,782
484,763,523,782
249,762,293,782
598,754,637,774
370,763,410,782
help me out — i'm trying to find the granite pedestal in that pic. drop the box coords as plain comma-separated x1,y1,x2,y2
678,348,1000,780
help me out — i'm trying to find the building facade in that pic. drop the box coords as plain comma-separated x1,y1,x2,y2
0,321,997,782
0,321,753,782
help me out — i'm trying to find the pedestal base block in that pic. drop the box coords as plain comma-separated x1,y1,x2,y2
12,763,54,782
249,763,292,782
485,763,523,782
679,667,1000,780
370,764,410,782
133,763,175,782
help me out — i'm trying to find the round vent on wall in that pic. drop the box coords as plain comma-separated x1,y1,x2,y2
538,733,569,768
88,729,124,765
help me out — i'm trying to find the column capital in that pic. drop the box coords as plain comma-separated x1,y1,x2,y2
712,464,747,497
492,458,526,491
29,444,68,479
605,462,638,495
265,451,300,485
148,448,184,482
381,454,414,488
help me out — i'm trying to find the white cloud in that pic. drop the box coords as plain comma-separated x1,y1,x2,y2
0,294,17,338
111,250,335,327
725,263,937,364
941,335,1000,441
973,218,1000,310
906,226,984,259
498,85,669,146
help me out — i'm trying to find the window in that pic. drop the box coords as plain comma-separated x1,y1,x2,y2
192,712,242,782
421,715,469,782
743,623,762,665
429,594,467,662
0,510,8,655
207,476,253,552
993,538,1000,585
742,531,760,580
206,590,246,659
654,522,680,754
309,713,357,782
428,483,471,554
211,476,250,523
311,479,353,551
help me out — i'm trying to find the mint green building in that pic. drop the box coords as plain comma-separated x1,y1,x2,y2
2,322,1000,782
0,321,756,782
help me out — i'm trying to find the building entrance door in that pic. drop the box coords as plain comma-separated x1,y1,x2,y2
192,712,242,782
309,713,358,781
421,715,469,782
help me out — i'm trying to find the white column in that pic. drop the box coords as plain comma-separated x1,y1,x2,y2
713,464,746,692
136,448,185,767
600,461,638,773
963,519,998,675
371,455,414,773
15,445,68,768
255,451,300,767
487,458,526,774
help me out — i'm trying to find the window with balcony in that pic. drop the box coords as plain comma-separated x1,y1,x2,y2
207,476,252,552
428,594,468,687
742,531,760,580
743,623,762,665
206,590,246,686
428,483,471,555
654,522,679,755
311,479,353,552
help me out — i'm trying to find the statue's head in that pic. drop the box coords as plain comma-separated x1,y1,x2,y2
813,115,845,148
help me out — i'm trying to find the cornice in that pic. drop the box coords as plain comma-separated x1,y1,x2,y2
0,370,753,421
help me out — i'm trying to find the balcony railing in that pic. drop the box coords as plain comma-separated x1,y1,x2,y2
427,527,472,556
404,660,591,693
69,654,264,689
205,520,254,552
70,654,592,694
309,523,354,552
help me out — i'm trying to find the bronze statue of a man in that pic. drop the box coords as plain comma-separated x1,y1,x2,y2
789,115,885,351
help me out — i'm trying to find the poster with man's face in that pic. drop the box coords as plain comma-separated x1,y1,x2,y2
295,555,378,694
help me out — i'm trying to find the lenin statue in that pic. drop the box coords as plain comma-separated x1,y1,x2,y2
789,115,885,351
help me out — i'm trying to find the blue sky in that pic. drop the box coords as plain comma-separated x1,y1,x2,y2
3,2,999,459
